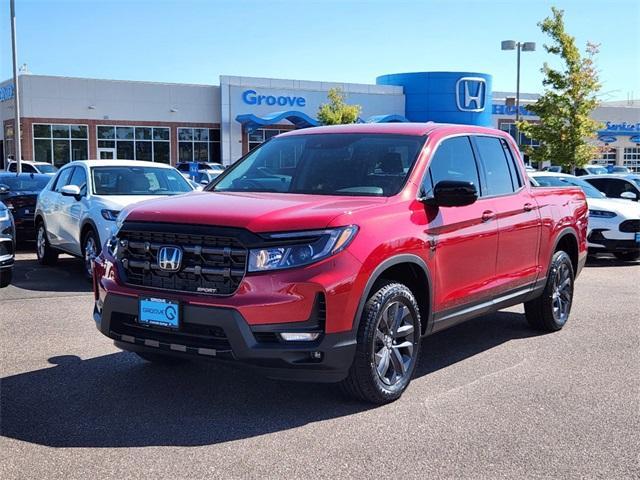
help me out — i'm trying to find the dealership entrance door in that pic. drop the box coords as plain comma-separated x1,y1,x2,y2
97,148,116,160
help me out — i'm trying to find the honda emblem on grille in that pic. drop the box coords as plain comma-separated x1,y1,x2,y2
158,246,183,272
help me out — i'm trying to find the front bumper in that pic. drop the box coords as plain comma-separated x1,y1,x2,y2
94,292,357,383
0,236,15,269
588,229,640,253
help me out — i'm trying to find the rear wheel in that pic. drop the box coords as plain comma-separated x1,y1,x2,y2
135,352,188,365
82,229,101,280
340,281,421,404
613,251,640,262
35,222,58,266
524,251,574,332
0,268,12,288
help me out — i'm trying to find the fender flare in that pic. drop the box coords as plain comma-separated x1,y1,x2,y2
551,227,579,268
352,254,434,337
80,218,101,249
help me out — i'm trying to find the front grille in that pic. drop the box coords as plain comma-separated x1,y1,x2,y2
116,225,248,295
620,219,640,233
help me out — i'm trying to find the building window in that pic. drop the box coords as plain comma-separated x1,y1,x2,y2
4,124,14,161
177,128,220,163
592,147,617,166
33,123,88,167
623,147,640,173
247,128,289,152
497,121,540,147
97,125,170,163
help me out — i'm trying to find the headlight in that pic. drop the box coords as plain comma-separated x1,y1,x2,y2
101,209,121,221
248,225,358,272
0,208,9,222
589,209,616,218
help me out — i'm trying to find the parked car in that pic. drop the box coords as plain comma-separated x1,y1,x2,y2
0,201,15,287
575,165,609,176
7,160,58,175
193,170,219,186
607,165,631,174
531,172,640,261
93,123,588,404
545,165,563,173
176,162,225,179
583,174,640,202
35,160,194,279
0,173,52,241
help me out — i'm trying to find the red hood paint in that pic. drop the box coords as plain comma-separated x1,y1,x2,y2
123,191,387,232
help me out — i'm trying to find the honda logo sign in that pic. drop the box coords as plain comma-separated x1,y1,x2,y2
455,77,486,112
158,246,183,272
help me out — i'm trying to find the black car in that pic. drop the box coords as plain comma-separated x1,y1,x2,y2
0,201,15,287
0,173,51,241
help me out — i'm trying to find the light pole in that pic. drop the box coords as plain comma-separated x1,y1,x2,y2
501,40,536,147
10,0,22,173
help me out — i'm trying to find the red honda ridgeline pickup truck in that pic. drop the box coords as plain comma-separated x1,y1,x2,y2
93,123,588,404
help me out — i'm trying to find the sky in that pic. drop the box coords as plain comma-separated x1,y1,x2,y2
0,0,638,101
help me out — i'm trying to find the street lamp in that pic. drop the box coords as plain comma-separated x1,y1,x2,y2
501,40,536,147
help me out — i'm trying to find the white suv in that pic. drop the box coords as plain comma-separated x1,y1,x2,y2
35,160,194,277
7,160,58,175
531,172,640,261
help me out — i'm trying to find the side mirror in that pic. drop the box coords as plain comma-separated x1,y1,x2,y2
620,191,638,200
423,180,478,207
60,184,81,199
200,179,210,185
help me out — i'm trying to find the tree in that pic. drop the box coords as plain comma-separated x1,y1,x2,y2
317,88,361,125
518,7,601,173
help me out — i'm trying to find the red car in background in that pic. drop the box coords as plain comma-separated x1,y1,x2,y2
93,123,588,403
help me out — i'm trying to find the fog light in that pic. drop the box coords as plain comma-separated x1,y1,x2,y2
310,351,323,360
279,332,321,342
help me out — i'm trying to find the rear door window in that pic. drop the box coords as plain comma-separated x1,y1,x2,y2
474,136,516,196
423,136,481,197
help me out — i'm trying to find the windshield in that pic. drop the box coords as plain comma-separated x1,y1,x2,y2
532,175,605,198
0,174,51,191
91,166,192,196
36,163,58,174
588,166,608,174
210,133,425,197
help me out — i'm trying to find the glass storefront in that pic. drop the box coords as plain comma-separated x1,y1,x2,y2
33,123,88,167
177,127,221,163
97,125,170,163
623,147,640,173
248,128,289,152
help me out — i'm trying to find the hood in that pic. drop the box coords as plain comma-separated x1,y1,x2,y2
587,197,640,219
123,191,387,232
93,194,178,211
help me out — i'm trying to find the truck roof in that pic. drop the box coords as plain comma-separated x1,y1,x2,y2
279,122,507,137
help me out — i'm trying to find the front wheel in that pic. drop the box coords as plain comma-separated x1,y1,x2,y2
340,281,421,404
36,222,59,266
613,251,640,262
524,251,574,332
82,229,101,280
0,268,12,288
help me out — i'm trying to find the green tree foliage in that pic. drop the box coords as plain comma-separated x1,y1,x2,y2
518,7,601,173
317,88,361,125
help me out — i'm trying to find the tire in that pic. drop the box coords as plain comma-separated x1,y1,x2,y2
35,222,58,266
524,251,574,332
82,229,101,281
340,281,421,404
135,352,187,365
613,251,640,262
0,268,12,288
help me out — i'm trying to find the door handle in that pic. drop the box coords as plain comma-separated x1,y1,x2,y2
524,203,534,212
481,210,496,222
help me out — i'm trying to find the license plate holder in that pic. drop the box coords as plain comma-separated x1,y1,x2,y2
138,297,180,329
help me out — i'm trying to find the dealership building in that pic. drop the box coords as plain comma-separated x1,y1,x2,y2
1,71,639,171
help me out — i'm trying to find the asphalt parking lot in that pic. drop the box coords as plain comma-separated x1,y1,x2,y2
1,250,638,479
